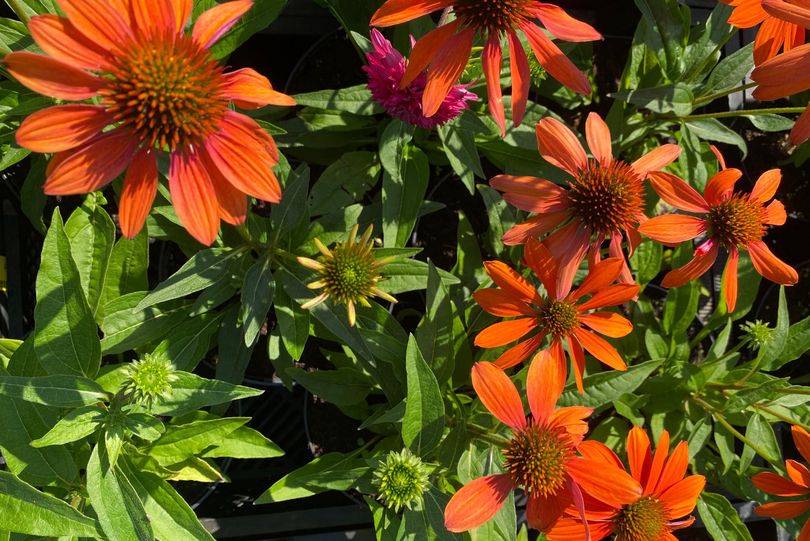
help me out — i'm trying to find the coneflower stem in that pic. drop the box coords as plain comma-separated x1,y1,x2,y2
6,0,30,24
465,423,510,447
754,403,810,434
660,107,805,123
693,82,758,106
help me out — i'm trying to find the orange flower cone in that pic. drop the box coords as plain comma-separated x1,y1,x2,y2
491,113,681,295
369,0,600,135
444,354,641,534
719,0,805,64
473,238,639,392
752,425,810,541
547,427,706,541
638,157,797,312
751,0,810,144
7,0,295,245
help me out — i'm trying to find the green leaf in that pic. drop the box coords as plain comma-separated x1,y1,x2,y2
402,335,445,456
0,374,107,408
206,0,287,59
745,113,795,132
632,0,690,78
777,315,810,369
612,83,694,116
20,155,46,233
150,371,263,417
559,360,664,408
148,418,247,460
685,118,747,158
294,85,383,116
697,492,754,541
274,284,309,360
213,305,256,416
271,164,310,245
702,43,754,98
136,248,242,310
438,111,485,194
287,367,374,406
200,425,284,459
308,151,381,215
99,229,149,312
150,311,223,372
31,406,107,447
739,413,780,472
87,444,154,541
377,257,460,295
255,452,370,504
124,413,165,442
630,240,663,287
0,470,100,538
100,292,189,354
759,287,790,371
240,257,275,347
416,263,454,385
64,194,116,316
34,209,101,378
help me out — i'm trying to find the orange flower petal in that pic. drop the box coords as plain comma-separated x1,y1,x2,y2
473,288,535,317
483,35,506,136
508,30,531,127
201,152,248,226
548,404,592,437
494,332,546,369
631,144,681,176
28,14,113,71
44,130,137,195
544,221,590,298
756,499,810,519
471,362,527,430
204,112,282,203
169,151,221,246
56,0,133,53
371,0,452,27
400,20,460,87
754,17,790,65
475,318,537,348
16,104,111,153
752,43,810,101
727,0,767,27
530,3,602,42
787,460,810,488
747,240,799,285
569,257,623,302
647,171,709,213
654,441,689,495
527,490,571,532
724,249,739,313
3,52,104,100
576,284,639,312
567,335,586,393
579,312,633,338
501,211,570,246
129,0,176,35
800,519,810,541
535,117,588,176
222,67,296,109
524,238,559,299
753,471,810,496
762,0,810,28
422,28,475,117
483,260,541,304
546,518,613,541
521,21,591,95
661,242,719,288
171,0,192,31
527,348,566,425
750,168,782,203
568,457,642,508
790,105,810,145
637,214,708,245
794,426,810,464
627,426,653,484
658,475,705,518
584,112,613,163
578,440,625,470
444,474,515,533
764,199,787,225
644,430,671,494
490,174,570,213
573,328,627,371
193,0,253,50
119,149,158,239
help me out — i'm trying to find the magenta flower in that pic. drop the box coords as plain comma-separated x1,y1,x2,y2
364,29,477,129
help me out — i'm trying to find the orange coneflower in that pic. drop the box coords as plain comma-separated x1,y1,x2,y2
752,425,810,541
638,159,797,312
444,354,641,534
370,0,601,134
751,0,810,144
719,0,805,64
6,0,295,245
491,113,680,295
473,238,638,391
547,427,706,541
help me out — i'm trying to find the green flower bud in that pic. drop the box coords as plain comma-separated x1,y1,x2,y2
121,354,176,407
373,449,430,512
740,320,773,351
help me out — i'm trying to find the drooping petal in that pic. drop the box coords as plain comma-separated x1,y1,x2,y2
201,151,248,226
579,312,633,338
753,472,810,497
473,289,536,317
527,490,571,532
793,426,810,464
749,168,782,203
169,151,221,246
119,148,158,239
752,43,810,100
576,284,640,312
193,0,253,50
799,518,810,541
544,221,590,298
508,30,531,127
546,518,613,541
422,28,475,117
787,460,810,488
764,199,787,225
567,457,642,508
627,426,653,484
658,475,706,518
222,67,297,109
527,348,566,425
643,430,671,494
502,211,571,246
578,440,625,470
755,499,810,519
28,14,113,71
44,130,137,195
16,104,112,153
754,16,793,65
444,474,515,533
647,171,710,213
631,144,681,176
637,214,708,245
584,112,613,163
569,257,623,302
3,52,104,100
494,332,546,369
567,335,586,393
790,105,810,145
483,35,506,136
400,20,461,87
371,0,453,27
661,242,719,288
475,318,537,348
523,238,559,299
483,260,542,304
521,21,591,95
535,117,588,176
490,174,570,213
747,240,799,285
724,249,739,313
573,328,627,371
530,3,602,42
471,362,527,430
56,0,133,53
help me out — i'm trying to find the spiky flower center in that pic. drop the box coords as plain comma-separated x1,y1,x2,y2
122,354,176,406
103,35,226,151
740,319,773,351
539,299,579,338
320,238,381,305
453,0,529,34
613,496,668,541
373,449,430,512
503,424,571,496
568,160,645,236
707,195,765,248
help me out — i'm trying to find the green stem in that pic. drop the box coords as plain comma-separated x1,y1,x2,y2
694,82,758,106
692,396,777,464
778,386,810,396
6,0,30,24
465,423,510,448
663,107,805,122
755,403,810,434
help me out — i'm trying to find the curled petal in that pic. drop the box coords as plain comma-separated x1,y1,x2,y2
422,28,475,117
764,199,787,225
705,169,742,204
647,171,709,213
521,22,591,95
661,242,719,288
471,362,527,430
193,0,253,49
16,105,112,153
223,68,296,108
444,474,514,533
747,240,799,285
3,52,104,100
637,214,708,245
